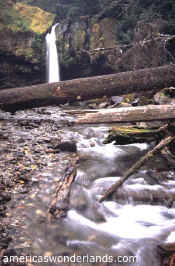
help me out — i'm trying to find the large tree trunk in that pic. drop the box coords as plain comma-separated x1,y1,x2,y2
0,64,175,111
74,105,175,124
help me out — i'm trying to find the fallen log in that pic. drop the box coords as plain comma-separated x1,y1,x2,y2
75,105,175,124
104,124,168,144
158,242,175,266
48,155,79,220
1,64,175,111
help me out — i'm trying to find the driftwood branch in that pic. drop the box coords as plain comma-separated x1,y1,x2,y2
48,155,78,220
74,105,175,124
89,35,175,54
99,134,175,202
0,64,175,111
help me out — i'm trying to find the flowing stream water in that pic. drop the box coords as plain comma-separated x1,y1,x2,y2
45,24,60,83
1,105,175,266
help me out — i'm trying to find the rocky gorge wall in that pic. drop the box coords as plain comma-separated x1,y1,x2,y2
56,16,175,80
0,0,54,89
56,16,121,80
0,0,175,89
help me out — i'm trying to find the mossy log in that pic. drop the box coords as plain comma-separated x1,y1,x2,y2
104,125,167,144
0,64,175,111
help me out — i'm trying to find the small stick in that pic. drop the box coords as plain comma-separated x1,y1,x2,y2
99,135,175,202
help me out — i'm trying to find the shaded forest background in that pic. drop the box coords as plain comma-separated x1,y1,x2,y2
19,0,175,44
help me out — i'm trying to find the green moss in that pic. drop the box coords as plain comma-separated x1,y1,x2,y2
31,35,43,49
14,3,55,34
63,55,77,68
90,18,116,50
0,1,54,34
0,2,29,32
104,126,164,145
73,30,86,50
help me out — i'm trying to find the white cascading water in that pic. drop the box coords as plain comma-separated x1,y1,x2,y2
45,23,60,83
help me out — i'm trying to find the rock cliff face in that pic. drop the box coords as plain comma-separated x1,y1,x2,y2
56,17,121,80
0,0,54,89
55,16,175,80
0,29,44,89
0,0,175,89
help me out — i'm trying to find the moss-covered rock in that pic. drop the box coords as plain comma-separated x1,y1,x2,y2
104,125,165,145
0,0,55,89
0,1,54,34
55,17,119,79
14,2,55,34
90,18,116,50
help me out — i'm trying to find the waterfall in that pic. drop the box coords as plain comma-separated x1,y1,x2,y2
46,23,60,83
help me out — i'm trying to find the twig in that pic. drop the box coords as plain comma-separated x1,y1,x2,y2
99,135,175,202
169,254,175,266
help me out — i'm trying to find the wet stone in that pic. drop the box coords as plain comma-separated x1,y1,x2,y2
70,183,88,210
0,192,11,203
56,141,77,152
111,96,123,105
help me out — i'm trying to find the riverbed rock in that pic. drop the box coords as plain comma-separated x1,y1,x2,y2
56,141,77,152
154,87,175,104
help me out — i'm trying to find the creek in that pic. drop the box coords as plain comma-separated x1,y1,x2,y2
1,104,175,266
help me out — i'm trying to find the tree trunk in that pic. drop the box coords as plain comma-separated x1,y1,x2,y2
1,64,175,111
74,105,175,124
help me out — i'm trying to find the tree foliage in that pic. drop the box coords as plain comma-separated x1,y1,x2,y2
6,0,175,43
54,0,175,43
